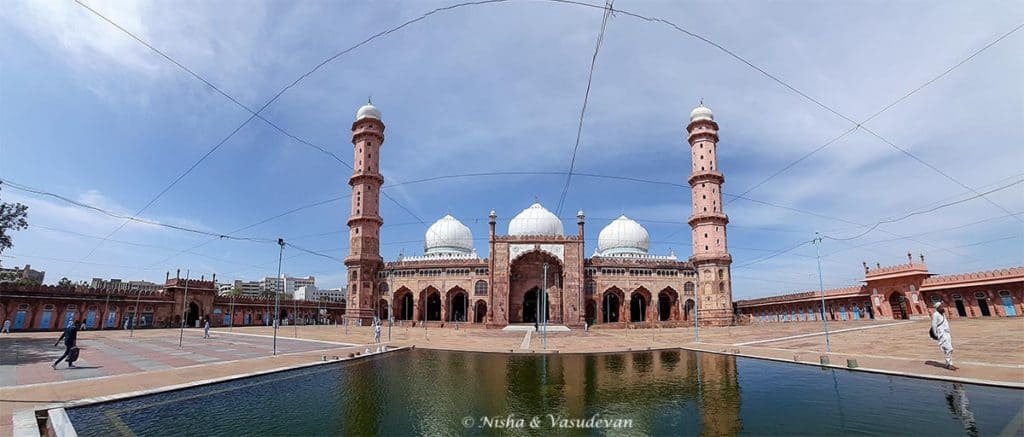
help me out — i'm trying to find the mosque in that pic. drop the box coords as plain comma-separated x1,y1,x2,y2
342,102,734,327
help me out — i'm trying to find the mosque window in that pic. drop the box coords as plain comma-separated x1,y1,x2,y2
585,280,596,296
475,281,488,296
719,283,724,292
718,269,724,279
705,245,709,251
684,282,695,292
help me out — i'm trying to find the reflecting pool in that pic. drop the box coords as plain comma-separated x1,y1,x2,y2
67,349,1022,435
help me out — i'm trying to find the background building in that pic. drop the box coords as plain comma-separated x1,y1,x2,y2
0,265,45,284
294,285,346,302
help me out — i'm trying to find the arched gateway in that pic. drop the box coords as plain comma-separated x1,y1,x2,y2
508,250,562,324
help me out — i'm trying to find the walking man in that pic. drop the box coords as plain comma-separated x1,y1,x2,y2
203,319,211,339
53,320,81,369
2,319,10,334
932,301,958,371
374,321,382,344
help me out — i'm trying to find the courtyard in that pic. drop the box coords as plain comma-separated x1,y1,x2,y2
3,318,1021,434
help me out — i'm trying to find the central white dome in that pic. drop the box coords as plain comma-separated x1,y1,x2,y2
597,215,649,256
690,104,713,122
508,203,564,236
424,215,474,255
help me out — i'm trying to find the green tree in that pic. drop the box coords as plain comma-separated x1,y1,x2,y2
58,277,73,287
230,286,244,296
0,184,29,259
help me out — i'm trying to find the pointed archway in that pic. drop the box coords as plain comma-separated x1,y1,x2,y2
523,287,550,323
630,293,647,322
394,288,414,320
474,300,487,323
602,287,623,323
508,250,562,323
449,287,468,322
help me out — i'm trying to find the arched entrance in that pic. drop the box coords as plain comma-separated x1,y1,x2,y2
450,291,468,322
953,295,967,317
585,300,597,325
279,308,288,324
602,289,621,323
396,292,414,320
630,294,647,322
474,300,487,323
185,302,200,327
508,250,562,323
658,294,672,321
377,299,389,320
683,299,695,321
889,293,908,320
523,287,550,323
425,292,442,321
975,292,991,316
657,288,678,321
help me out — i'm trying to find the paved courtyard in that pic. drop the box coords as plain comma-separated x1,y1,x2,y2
0,329,350,386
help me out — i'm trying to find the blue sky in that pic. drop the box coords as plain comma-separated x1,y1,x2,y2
1,0,1021,298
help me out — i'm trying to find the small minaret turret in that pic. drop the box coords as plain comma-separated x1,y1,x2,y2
687,102,733,326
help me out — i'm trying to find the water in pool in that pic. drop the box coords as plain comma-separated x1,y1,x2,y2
67,349,1022,436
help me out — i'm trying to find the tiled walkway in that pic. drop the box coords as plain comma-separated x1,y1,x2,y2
0,329,346,386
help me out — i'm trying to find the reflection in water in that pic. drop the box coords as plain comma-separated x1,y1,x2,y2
946,383,978,437
66,349,1023,436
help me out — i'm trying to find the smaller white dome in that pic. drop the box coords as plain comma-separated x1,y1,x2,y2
356,103,381,121
424,215,474,255
690,104,713,122
508,203,564,236
597,215,649,256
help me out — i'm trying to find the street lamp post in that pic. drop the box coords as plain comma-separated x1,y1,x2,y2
814,233,832,353
695,280,701,343
178,270,190,348
542,262,549,349
273,238,284,356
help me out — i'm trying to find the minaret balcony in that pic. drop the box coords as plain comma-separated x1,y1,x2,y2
349,172,384,186
347,215,384,227
687,212,729,227
688,171,724,186
689,253,732,265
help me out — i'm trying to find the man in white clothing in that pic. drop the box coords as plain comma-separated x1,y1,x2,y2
931,301,958,371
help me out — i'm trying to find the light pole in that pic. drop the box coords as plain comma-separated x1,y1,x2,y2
273,238,284,356
178,269,190,348
542,262,548,349
695,279,701,343
130,284,143,337
814,233,832,353
229,289,235,332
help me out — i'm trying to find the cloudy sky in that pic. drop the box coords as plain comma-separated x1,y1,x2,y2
1,0,1021,298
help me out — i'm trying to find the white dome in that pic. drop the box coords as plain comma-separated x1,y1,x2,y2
356,103,381,121
424,214,474,255
508,203,564,236
690,104,713,122
597,215,649,256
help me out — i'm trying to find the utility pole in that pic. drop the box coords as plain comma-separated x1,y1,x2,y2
542,262,549,349
814,233,832,353
274,238,284,355
695,281,701,343
130,285,143,337
178,270,190,348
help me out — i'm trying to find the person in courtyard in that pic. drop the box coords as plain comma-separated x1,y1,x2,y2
53,320,81,369
931,301,957,371
2,319,10,333
374,321,382,343
204,319,211,339
123,317,130,330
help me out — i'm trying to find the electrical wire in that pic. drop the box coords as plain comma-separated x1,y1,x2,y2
555,0,614,215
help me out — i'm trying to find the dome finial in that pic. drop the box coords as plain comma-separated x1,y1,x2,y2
368,95,372,105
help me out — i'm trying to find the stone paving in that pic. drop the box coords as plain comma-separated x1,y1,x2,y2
1,319,1021,435
0,328,347,386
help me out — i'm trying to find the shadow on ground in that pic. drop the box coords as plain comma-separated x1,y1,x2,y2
0,338,63,366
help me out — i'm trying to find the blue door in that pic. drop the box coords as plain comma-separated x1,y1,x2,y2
106,312,118,328
86,311,97,328
13,311,27,329
1003,296,1017,316
224,314,232,326
839,305,847,320
64,312,76,327
40,311,53,329
853,306,861,320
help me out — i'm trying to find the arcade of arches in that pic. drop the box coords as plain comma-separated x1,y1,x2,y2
736,262,1023,323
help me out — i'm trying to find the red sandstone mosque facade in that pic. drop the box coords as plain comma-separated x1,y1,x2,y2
343,102,734,328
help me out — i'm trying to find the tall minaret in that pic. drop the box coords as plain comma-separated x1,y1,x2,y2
687,102,734,325
345,101,385,323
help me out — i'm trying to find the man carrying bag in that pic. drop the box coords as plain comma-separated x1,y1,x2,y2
53,320,81,369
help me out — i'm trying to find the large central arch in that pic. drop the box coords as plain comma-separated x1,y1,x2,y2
508,250,563,323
